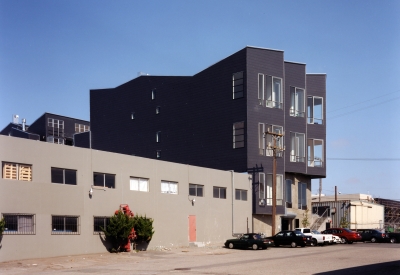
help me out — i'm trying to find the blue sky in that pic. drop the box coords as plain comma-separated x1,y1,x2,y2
1,0,399,200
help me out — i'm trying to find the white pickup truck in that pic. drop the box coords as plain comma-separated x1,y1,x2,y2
295,228,334,246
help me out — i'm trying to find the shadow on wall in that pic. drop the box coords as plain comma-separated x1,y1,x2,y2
0,235,3,249
98,233,113,252
314,260,400,275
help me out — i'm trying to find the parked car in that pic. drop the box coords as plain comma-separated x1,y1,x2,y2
266,230,311,248
224,233,274,250
321,228,362,244
388,233,400,243
295,228,334,246
331,235,341,244
356,229,390,243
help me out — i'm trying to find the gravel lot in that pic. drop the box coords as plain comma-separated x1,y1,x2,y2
0,242,399,275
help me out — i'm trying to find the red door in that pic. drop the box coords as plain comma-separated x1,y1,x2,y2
189,215,196,242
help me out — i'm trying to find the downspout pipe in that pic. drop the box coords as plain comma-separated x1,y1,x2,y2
230,170,235,236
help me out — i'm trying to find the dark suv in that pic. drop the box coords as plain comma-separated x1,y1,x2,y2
357,229,390,243
321,228,362,244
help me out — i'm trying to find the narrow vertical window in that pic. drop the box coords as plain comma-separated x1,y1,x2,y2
298,182,307,210
233,71,244,99
290,132,305,162
258,123,265,155
156,106,160,114
308,139,324,167
285,179,292,208
156,150,161,158
156,131,161,143
151,89,156,100
233,122,245,148
266,76,283,109
258,74,264,102
131,112,135,120
259,173,265,201
307,96,323,124
290,87,305,117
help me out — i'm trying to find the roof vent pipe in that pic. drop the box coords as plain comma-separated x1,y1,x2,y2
22,119,26,131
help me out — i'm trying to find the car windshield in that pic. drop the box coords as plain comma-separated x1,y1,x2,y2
343,229,353,233
312,230,320,234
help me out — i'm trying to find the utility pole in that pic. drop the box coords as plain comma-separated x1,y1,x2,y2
265,129,284,236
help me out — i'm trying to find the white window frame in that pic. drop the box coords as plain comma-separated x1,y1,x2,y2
290,87,305,117
258,73,264,103
307,96,323,124
2,162,32,181
156,131,161,143
130,177,149,192
266,174,283,206
266,76,283,109
75,123,90,133
258,123,265,155
265,125,284,157
259,173,265,200
308,139,324,167
161,180,178,194
290,132,305,162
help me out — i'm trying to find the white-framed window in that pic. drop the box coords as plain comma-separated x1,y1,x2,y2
298,182,307,210
258,73,264,104
308,139,324,167
47,136,64,144
51,167,77,185
233,121,245,148
156,131,161,143
156,106,160,114
258,123,265,155
93,172,115,188
233,71,244,99
130,177,149,192
213,186,226,199
75,123,90,133
290,132,305,162
235,189,247,201
156,150,161,158
265,125,284,157
290,87,305,117
93,216,110,233
2,162,32,181
266,76,283,109
51,215,80,235
2,214,35,235
266,174,283,206
189,184,204,197
307,96,323,124
131,112,135,120
48,118,64,129
161,180,178,194
151,89,156,100
47,118,64,141
259,173,265,201
285,179,292,208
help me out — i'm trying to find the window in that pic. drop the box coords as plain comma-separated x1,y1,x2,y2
93,216,110,233
48,118,64,129
151,89,156,100
266,76,283,109
2,162,32,181
161,180,178,194
298,182,307,210
266,174,283,206
156,106,160,114
2,214,35,234
285,179,292,208
189,184,204,197
265,125,284,157
93,172,115,188
213,186,226,199
233,121,244,148
156,131,161,143
130,177,149,192
47,118,64,143
131,112,135,120
235,189,247,201
259,173,265,202
290,132,305,162
51,216,79,234
75,123,90,133
308,139,324,167
290,87,305,117
308,96,323,124
156,150,161,158
258,73,264,103
51,167,77,185
233,71,244,99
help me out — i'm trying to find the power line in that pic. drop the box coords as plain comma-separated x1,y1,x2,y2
328,158,400,161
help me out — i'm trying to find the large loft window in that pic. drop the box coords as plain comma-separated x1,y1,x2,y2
307,96,323,124
266,174,283,206
130,177,149,192
290,132,305,162
51,215,79,235
233,121,245,148
298,182,307,210
75,123,90,133
93,172,115,188
285,179,292,208
308,139,324,167
51,167,77,185
233,71,244,99
266,76,283,109
189,184,204,197
290,87,305,117
161,180,178,194
2,214,35,235
2,162,32,181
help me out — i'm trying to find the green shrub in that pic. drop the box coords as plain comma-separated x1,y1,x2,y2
133,215,155,242
102,211,135,252
0,217,5,235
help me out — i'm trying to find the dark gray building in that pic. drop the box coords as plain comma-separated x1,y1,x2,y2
90,46,326,232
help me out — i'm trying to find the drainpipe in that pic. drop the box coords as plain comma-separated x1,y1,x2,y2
230,170,235,236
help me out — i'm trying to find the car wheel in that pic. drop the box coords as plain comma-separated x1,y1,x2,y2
341,237,347,244
290,242,297,248
228,243,234,249
274,243,279,247
371,237,377,243
312,239,318,247
390,238,396,243
252,244,258,250
348,241,353,244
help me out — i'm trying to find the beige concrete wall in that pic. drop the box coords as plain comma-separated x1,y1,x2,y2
349,202,384,230
0,136,252,262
